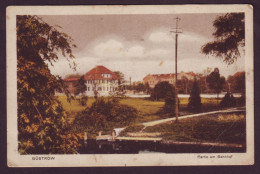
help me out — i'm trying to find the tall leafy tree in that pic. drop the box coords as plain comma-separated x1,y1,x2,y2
227,72,245,106
206,68,226,105
114,71,125,85
188,79,202,113
201,13,245,65
144,82,151,94
17,15,81,154
163,91,176,116
74,75,88,106
151,81,175,101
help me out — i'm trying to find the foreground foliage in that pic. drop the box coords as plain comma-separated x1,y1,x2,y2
17,15,81,154
202,13,245,64
72,97,138,136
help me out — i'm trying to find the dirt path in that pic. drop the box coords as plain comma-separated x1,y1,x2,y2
142,107,245,127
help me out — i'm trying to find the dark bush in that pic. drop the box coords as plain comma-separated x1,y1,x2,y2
163,91,176,116
188,80,202,113
72,97,138,135
151,81,175,101
220,92,236,108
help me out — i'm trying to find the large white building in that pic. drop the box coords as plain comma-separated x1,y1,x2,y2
63,65,120,96
84,65,120,96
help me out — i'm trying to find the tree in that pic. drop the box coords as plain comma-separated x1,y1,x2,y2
163,91,176,116
74,75,88,106
227,72,245,106
144,82,151,94
188,79,202,113
233,72,245,93
206,68,226,104
202,13,245,65
227,72,245,93
17,15,81,154
135,82,145,92
114,71,125,85
150,81,175,101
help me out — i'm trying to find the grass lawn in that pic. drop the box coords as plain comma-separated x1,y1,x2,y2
143,112,246,144
58,95,245,144
57,96,96,122
119,98,165,122
57,95,221,123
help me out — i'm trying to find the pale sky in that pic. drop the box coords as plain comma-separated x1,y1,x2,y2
41,14,245,82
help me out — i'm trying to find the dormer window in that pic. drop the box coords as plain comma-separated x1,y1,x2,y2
102,74,111,78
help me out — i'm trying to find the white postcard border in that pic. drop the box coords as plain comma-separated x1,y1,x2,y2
6,5,254,167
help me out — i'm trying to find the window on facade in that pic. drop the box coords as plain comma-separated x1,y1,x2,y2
102,74,111,78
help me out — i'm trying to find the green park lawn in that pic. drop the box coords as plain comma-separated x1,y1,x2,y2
57,95,220,123
143,112,246,144
57,96,245,144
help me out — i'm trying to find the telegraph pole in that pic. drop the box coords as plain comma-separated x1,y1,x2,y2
171,17,182,122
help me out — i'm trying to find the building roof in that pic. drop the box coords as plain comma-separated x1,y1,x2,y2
233,71,245,77
186,72,196,76
64,77,79,82
84,65,119,80
143,72,196,81
143,73,175,81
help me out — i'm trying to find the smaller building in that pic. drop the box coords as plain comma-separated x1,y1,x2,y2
143,71,196,88
143,74,175,88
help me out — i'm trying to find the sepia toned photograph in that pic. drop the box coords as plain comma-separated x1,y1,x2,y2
7,5,254,166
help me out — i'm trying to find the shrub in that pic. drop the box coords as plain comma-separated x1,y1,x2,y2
163,91,176,116
188,80,202,113
72,97,138,136
151,81,175,101
220,92,236,108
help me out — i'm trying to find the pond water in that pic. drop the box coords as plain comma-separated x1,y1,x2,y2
78,140,245,154
125,93,242,98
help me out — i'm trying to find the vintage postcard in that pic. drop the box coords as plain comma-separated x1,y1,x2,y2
7,5,254,167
